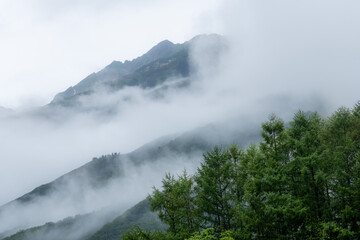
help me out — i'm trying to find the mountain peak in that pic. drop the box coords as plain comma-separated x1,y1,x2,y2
156,39,173,46
50,35,225,105
141,39,176,62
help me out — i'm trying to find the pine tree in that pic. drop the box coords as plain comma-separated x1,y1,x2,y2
194,146,235,233
322,107,360,236
287,111,328,237
148,171,198,238
259,114,304,239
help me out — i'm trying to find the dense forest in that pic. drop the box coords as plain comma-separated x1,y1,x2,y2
123,102,360,240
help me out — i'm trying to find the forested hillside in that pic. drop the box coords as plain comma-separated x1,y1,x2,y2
3,103,359,240
123,102,360,240
2,200,163,240
88,200,165,240
0,120,260,239
2,1,359,240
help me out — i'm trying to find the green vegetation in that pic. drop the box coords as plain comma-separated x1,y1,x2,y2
14,153,122,204
125,102,360,239
3,102,359,240
186,229,234,240
2,213,96,240
2,199,162,240
88,200,166,240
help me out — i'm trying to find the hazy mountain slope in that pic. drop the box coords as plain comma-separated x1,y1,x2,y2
48,34,226,111
0,154,125,238
52,40,185,103
110,47,189,90
0,120,260,238
2,210,116,240
2,199,162,240
49,47,190,109
87,199,165,240
13,153,123,205
0,34,233,238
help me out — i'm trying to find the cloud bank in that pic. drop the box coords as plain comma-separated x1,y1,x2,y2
1,0,360,237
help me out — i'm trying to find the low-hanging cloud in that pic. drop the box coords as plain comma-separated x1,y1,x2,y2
1,0,360,238
217,0,360,111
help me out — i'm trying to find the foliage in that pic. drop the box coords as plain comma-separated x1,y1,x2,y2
148,171,198,239
139,102,360,240
185,229,234,240
194,146,237,232
121,226,168,240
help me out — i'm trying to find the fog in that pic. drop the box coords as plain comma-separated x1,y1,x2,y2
219,0,360,109
0,152,201,236
1,0,360,238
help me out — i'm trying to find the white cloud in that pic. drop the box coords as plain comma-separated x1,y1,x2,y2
1,0,360,235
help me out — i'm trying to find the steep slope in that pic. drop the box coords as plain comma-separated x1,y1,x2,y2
48,34,226,111
13,153,123,205
0,120,260,238
0,154,125,238
2,210,117,240
2,199,163,240
52,40,185,103
87,199,165,240
0,34,232,238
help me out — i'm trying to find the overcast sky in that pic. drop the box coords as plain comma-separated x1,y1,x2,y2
0,0,224,108
1,0,360,211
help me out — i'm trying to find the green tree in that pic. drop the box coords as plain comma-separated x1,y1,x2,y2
148,171,198,239
135,102,360,240
321,107,360,236
194,146,236,233
238,144,268,239
186,228,234,240
286,111,329,237
121,226,168,240
259,114,305,239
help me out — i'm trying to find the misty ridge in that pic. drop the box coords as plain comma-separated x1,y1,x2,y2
1,1,360,238
0,34,264,239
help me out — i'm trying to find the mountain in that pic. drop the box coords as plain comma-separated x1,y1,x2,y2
51,39,186,103
2,209,119,240
87,199,165,240
2,199,163,240
0,34,235,239
48,34,227,111
0,120,261,239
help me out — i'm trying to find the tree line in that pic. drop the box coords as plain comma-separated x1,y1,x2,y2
122,102,360,240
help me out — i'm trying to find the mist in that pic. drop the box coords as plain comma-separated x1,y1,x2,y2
1,0,360,238
0,152,201,236
219,0,360,110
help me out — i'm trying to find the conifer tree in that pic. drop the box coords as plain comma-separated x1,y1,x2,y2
194,146,235,233
148,171,198,238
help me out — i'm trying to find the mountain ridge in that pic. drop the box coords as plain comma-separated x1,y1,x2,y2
0,120,261,238
50,34,226,107
0,34,234,239
51,39,185,103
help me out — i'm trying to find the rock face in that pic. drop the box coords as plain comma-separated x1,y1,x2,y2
50,34,227,106
51,39,187,103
